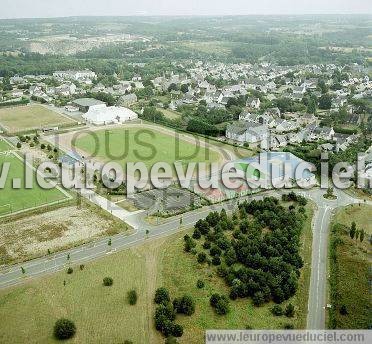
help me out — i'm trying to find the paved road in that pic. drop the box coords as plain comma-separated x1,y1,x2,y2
0,186,369,331
297,188,370,329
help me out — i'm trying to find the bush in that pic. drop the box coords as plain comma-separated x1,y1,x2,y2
252,292,265,307
212,256,221,266
103,277,113,286
192,229,201,239
16,142,22,148
79,264,85,270
40,143,46,149
67,267,73,274
271,305,284,316
173,295,195,316
127,290,138,305
285,303,295,317
203,241,211,249
283,323,294,329
196,279,205,289
210,294,230,315
197,252,207,263
154,287,170,304
339,304,348,315
171,323,184,337
53,318,76,340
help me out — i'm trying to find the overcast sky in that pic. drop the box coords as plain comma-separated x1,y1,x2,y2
1,0,371,19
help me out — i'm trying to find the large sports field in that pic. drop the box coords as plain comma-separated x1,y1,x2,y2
0,153,68,215
73,126,221,168
0,105,76,133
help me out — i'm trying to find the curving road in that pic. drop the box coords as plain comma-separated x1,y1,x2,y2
0,186,369,331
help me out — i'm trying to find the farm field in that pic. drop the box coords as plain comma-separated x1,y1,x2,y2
0,153,68,215
0,139,12,152
328,205,371,329
0,201,129,265
0,105,76,133
73,126,222,168
0,202,314,343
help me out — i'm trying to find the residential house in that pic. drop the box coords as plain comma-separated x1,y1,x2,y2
226,121,269,143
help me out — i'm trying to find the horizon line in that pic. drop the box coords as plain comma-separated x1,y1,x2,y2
0,13,371,20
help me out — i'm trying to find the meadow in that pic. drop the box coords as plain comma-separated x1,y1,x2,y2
328,204,371,329
0,105,76,133
73,126,221,168
0,153,68,215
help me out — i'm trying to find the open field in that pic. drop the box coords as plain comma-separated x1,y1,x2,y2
157,107,181,120
72,126,222,168
0,203,314,343
0,237,165,344
0,139,12,152
0,105,76,133
332,204,372,233
0,153,68,215
328,205,371,329
0,201,129,265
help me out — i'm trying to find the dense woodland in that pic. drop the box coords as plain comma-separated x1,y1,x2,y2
185,195,308,308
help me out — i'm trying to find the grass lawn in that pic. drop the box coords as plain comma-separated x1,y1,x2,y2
0,202,314,343
0,153,67,215
328,204,371,329
73,127,221,169
157,108,181,120
0,105,76,133
0,139,12,152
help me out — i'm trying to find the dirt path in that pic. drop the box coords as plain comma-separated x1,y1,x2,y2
136,237,168,344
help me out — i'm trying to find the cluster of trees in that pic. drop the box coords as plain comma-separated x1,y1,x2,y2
349,221,365,243
185,197,307,309
153,287,195,339
281,192,308,206
209,293,230,315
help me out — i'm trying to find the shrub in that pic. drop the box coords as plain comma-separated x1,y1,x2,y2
79,264,85,270
154,287,170,304
339,304,348,315
210,294,230,315
173,295,195,316
40,143,46,149
103,277,113,286
53,318,76,340
283,323,294,329
203,241,211,249
285,303,295,317
252,292,265,307
212,256,221,266
171,323,184,337
127,290,138,305
67,267,73,274
16,142,22,148
192,229,201,239
196,279,205,289
271,305,284,316
197,252,207,263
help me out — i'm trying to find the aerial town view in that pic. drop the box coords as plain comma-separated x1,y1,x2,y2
0,1,371,343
